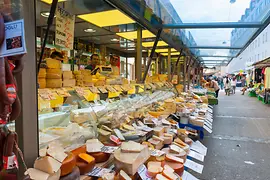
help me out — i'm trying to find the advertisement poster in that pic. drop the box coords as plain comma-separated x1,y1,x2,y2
0,19,27,58
55,6,75,49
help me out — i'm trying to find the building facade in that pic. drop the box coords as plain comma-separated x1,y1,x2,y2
228,0,270,73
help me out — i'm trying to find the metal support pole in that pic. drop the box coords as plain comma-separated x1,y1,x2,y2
155,56,159,75
135,26,142,82
172,49,183,80
177,62,181,84
142,28,163,82
126,57,128,78
16,0,38,176
187,59,191,90
167,48,171,81
183,56,187,92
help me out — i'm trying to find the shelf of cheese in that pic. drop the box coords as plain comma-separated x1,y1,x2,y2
32,90,212,179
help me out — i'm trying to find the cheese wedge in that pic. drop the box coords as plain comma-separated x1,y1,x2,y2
155,174,169,180
123,124,135,131
162,169,178,180
86,139,104,153
121,141,144,153
25,168,50,180
174,138,187,147
163,165,174,173
101,125,113,132
34,156,62,174
148,166,163,177
153,135,164,142
164,133,173,138
119,170,132,180
98,129,111,136
78,153,95,164
47,147,67,163
169,145,181,154
147,161,162,168
165,154,184,164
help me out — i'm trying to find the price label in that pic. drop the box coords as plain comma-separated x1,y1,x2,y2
188,150,205,162
182,170,199,180
137,164,152,180
150,149,166,157
184,159,204,174
101,146,119,154
87,167,112,177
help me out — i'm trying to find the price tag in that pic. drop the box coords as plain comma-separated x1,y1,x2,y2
182,170,199,180
203,125,213,133
188,150,205,162
150,149,166,157
137,164,152,180
142,126,153,132
190,141,207,156
184,159,204,174
87,167,112,177
101,146,119,154
204,120,212,128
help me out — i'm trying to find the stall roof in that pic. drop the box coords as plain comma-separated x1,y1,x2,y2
38,0,270,66
252,57,270,68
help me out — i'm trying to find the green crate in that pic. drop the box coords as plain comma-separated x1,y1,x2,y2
208,98,218,105
248,91,257,97
257,95,263,101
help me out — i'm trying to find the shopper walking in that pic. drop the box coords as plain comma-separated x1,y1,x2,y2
224,77,232,96
207,79,220,98
231,77,237,94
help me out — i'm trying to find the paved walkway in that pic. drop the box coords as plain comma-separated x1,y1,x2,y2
198,90,270,180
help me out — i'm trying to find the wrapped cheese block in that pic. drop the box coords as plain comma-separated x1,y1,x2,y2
63,71,73,79
46,69,62,79
46,58,61,69
38,78,46,89
60,166,80,180
63,79,76,87
114,142,150,175
39,68,47,78
46,79,62,88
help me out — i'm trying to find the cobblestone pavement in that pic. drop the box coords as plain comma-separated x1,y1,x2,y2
197,90,270,180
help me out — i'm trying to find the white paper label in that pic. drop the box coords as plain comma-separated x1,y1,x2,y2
0,19,27,58
150,149,166,157
138,164,152,180
184,159,204,174
188,150,205,162
182,170,199,180
87,167,112,177
55,6,75,49
101,146,119,154
204,125,213,133
190,141,207,156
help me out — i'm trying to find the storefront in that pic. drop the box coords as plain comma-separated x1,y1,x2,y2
0,0,210,179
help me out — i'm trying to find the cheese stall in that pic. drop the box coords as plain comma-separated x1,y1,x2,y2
2,0,212,179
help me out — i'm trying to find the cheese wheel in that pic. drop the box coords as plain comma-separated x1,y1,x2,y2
60,166,80,180
163,161,184,176
71,145,86,161
88,152,110,163
165,154,184,164
78,153,95,164
76,160,95,175
60,153,76,176
160,136,173,145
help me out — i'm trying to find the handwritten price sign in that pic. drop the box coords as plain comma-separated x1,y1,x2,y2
55,6,75,49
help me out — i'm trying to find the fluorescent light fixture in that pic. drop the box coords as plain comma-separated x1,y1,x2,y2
41,12,51,18
84,28,96,33
155,48,177,53
161,52,180,56
116,30,155,40
111,38,120,42
142,41,168,47
127,48,135,51
41,0,66,4
78,9,135,27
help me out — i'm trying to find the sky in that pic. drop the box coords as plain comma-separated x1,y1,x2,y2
169,0,251,59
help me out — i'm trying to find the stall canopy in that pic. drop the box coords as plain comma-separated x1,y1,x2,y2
252,57,270,68
39,0,270,67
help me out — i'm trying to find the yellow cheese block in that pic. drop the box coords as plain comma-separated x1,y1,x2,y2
46,58,61,69
38,78,46,89
46,79,62,88
73,71,81,75
50,95,64,108
63,71,74,79
63,79,76,87
38,68,46,78
46,69,62,79
75,75,84,80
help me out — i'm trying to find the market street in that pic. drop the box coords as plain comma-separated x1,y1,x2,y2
199,91,270,180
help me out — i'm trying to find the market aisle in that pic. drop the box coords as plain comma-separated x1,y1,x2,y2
198,91,270,180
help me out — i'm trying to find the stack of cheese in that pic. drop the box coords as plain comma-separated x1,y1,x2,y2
25,143,80,179
46,58,62,88
74,71,84,86
63,71,76,87
82,70,94,87
38,68,46,89
163,99,177,115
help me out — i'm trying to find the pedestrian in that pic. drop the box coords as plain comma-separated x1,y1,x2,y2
224,77,231,96
207,79,220,98
231,77,237,94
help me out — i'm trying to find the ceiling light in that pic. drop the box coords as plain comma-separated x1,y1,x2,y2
84,28,96,33
41,12,53,18
111,38,120,42
78,9,135,27
116,30,155,40
155,48,177,53
127,48,135,51
41,0,66,4
142,41,168,47
161,52,180,56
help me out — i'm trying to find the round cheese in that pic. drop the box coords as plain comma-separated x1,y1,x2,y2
60,166,80,180
163,161,184,176
88,152,110,163
161,148,187,162
71,145,86,161
76,156,95,175
60,153,76,176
